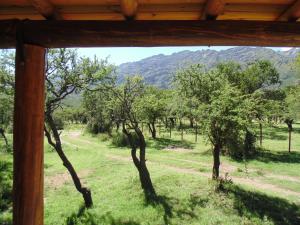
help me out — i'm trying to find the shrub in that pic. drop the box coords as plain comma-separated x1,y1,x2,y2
111,132,128,147
98,133,110,142
0,160,13,218
86,121,111,135
111,131,140,148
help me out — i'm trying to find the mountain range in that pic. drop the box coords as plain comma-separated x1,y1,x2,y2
116,47,300,88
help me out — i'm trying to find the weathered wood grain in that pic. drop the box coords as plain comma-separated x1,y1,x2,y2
13,44,45,225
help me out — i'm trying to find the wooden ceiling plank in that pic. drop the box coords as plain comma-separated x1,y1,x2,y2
28,0,61,20
120,0,138,20
277,0,300,21
202,0,225,20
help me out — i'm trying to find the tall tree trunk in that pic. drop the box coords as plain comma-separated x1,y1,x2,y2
195,122,198,143
285,119,293,153
180,119,183,141
259,122,263,147
169,117,175,127
45,112,93,208
123,124,156,198
148,122,156,139
212,144,221,180
189,117,194,128
288,127,292,153
0,128,8,147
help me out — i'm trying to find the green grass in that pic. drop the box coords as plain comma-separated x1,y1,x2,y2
1,123,300,225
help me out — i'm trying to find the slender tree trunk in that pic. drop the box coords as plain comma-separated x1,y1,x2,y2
158,120,161,136
189,117,194,128
170,118,175,127
123,124,156,198
169,125,172,138
285,119,293,153
45,112,93,208
195,122,198,143
148,122,156,139
259,122,263,147
212,144,221,180
288,127,292,153
180,119,183,141
0,128,8,147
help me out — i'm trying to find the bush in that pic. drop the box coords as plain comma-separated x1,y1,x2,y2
111,132,128,147
0,160,13,220
98,133,110,142
111,131,140,148
86,121,112,135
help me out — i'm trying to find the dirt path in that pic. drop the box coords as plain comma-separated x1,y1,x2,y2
45,169,92,189
105,153,300,198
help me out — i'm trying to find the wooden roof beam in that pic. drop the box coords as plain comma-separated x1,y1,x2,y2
2,20,300,48
29,0,61,20
277,0,300,22
120,0,138,20
202,0,225,20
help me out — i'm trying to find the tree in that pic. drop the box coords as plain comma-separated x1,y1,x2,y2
44,48,113,208
0,50,14,149
283,86,300,153
136,86,166,139
83,89,114,134
175,64,256,179
217,61,281,147
199,82,255,179
110,76,156,198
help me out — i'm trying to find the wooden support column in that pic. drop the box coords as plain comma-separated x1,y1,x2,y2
13,44,45,225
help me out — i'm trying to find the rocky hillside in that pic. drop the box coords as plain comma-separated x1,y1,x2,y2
117,47,300,88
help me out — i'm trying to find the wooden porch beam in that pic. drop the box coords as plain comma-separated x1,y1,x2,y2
277,0,300,22
2,20,300,48
13,44,45,225
120,0,138,20
202,0,225,20
29,0,61,20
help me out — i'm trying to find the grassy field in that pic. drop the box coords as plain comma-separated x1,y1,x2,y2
1,123,300,225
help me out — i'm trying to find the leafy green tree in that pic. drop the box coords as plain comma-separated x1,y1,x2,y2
136,86,166,139
283,86,300,152
217,61,281,147
110,76,156,198
175,64,256,179
0,50,14,149
83,88,114,134
44,48,113,208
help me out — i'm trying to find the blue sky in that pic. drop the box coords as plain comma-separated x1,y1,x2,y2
77,46,292,66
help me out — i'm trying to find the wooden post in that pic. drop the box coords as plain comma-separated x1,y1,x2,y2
13,44,45,225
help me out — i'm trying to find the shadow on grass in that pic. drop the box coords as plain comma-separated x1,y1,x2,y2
224,184,300,225
263,129,287,141
144,193,198,225
250,149,300,164
66,205,141,225
147,137,194,151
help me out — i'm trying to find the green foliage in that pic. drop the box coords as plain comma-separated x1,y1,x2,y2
111,131,139,148
135,86,166,124
83,90,114,134
0,50,14,132
0,159,13,224
111,132,128,147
